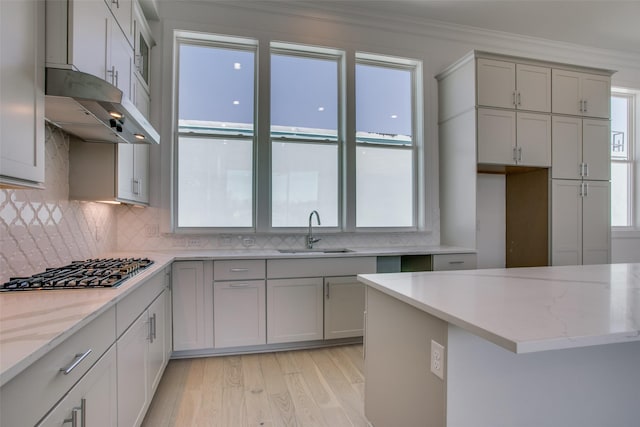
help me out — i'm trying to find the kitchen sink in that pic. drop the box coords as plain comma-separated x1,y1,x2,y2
277,248,354,254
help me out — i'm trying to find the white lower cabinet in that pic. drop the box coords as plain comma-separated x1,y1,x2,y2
148,290,168,396
116,271,171,427
37,346,118,427
172,261,213,351
214,280,266,348
117,313,149,427
267,278,324,344
552,180,610,265
324,276,365,340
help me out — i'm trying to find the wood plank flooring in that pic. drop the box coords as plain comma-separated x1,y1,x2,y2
142,345,367,427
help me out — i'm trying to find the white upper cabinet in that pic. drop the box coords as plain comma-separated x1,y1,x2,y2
516,112,552,167
105,0,134,46
117,143,149,204
477,59,551,112
46,0,143,104
0,0,45,188
477,59,516,109
552,116,610,180
477,108,550,167
552,69,610,118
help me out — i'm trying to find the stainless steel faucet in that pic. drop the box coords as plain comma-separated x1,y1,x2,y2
307,210,321,249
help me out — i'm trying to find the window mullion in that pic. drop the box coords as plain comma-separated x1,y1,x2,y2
256,37,271,233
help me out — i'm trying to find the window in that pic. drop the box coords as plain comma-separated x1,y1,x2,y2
270,47,341,228
611,90,637,228
173,33,424,233
176,38,256,228
355,56,418,228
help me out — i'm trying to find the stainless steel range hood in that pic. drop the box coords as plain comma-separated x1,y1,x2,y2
44,68,160,145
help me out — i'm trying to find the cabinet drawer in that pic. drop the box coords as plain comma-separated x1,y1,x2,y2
432,253,477,271
116,270,165,337
214,259,265,281
0,306,116,427
267,257,377,278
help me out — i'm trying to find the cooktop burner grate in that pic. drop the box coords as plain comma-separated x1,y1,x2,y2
1,258,154,291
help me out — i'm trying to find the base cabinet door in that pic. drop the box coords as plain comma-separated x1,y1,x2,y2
117,313,149,427
38,346,118,427
172,261,213,351
582,181,610,265
552,180,583,266
148,290,167,394
324,276,365,340
267,278,324,344
214,280,266,348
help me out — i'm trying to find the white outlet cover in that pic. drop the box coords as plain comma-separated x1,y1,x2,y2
431,339,445,380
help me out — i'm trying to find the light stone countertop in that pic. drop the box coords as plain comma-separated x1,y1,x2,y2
358,263,640,354
0,245,472,387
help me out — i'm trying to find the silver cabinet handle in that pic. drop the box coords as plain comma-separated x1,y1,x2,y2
517,146,522,163
579,100,583,112
448,260,465,265
517,92,521,106
512,91,516,106
326,282,331,299
112,0,120,8
583,100,588,112
107,65,116,85
230,268,249,272
132,178,141,195
584,163,589,177
512,146,518,163
583,182,589,197
60,349,92,375
149,312,157,342
64,398,86,427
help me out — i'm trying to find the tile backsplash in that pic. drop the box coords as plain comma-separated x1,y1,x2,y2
116,204,439,251
0,127,116,283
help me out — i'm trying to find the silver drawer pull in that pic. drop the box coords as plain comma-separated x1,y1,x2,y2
60,349,92,375
230,283,250,288
448,261,465,264
230,268,249,272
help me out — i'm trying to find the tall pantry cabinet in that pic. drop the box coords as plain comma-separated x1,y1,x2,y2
437,50,614,267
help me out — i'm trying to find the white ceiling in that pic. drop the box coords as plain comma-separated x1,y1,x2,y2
285,1,640,54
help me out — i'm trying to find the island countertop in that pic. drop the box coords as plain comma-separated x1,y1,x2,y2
358,263,640,353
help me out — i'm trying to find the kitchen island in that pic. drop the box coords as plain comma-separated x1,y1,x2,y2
358,263,640,427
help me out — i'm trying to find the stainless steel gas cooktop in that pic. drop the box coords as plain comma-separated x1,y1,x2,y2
1,258,154,291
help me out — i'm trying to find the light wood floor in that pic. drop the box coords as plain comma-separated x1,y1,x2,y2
142,345,367,427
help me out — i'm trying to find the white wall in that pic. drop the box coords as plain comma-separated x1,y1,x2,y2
123,2,640,256
476,174,506,268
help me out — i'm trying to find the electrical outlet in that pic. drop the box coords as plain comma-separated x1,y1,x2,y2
431,340,445,380
241,236,256,247
187,238,201,248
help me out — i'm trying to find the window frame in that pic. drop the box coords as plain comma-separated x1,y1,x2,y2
353,54,421,231
173,33,259,232
611,88,639,233
268,43,345,232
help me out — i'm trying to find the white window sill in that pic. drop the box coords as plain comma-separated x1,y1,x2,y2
611,227,640,239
